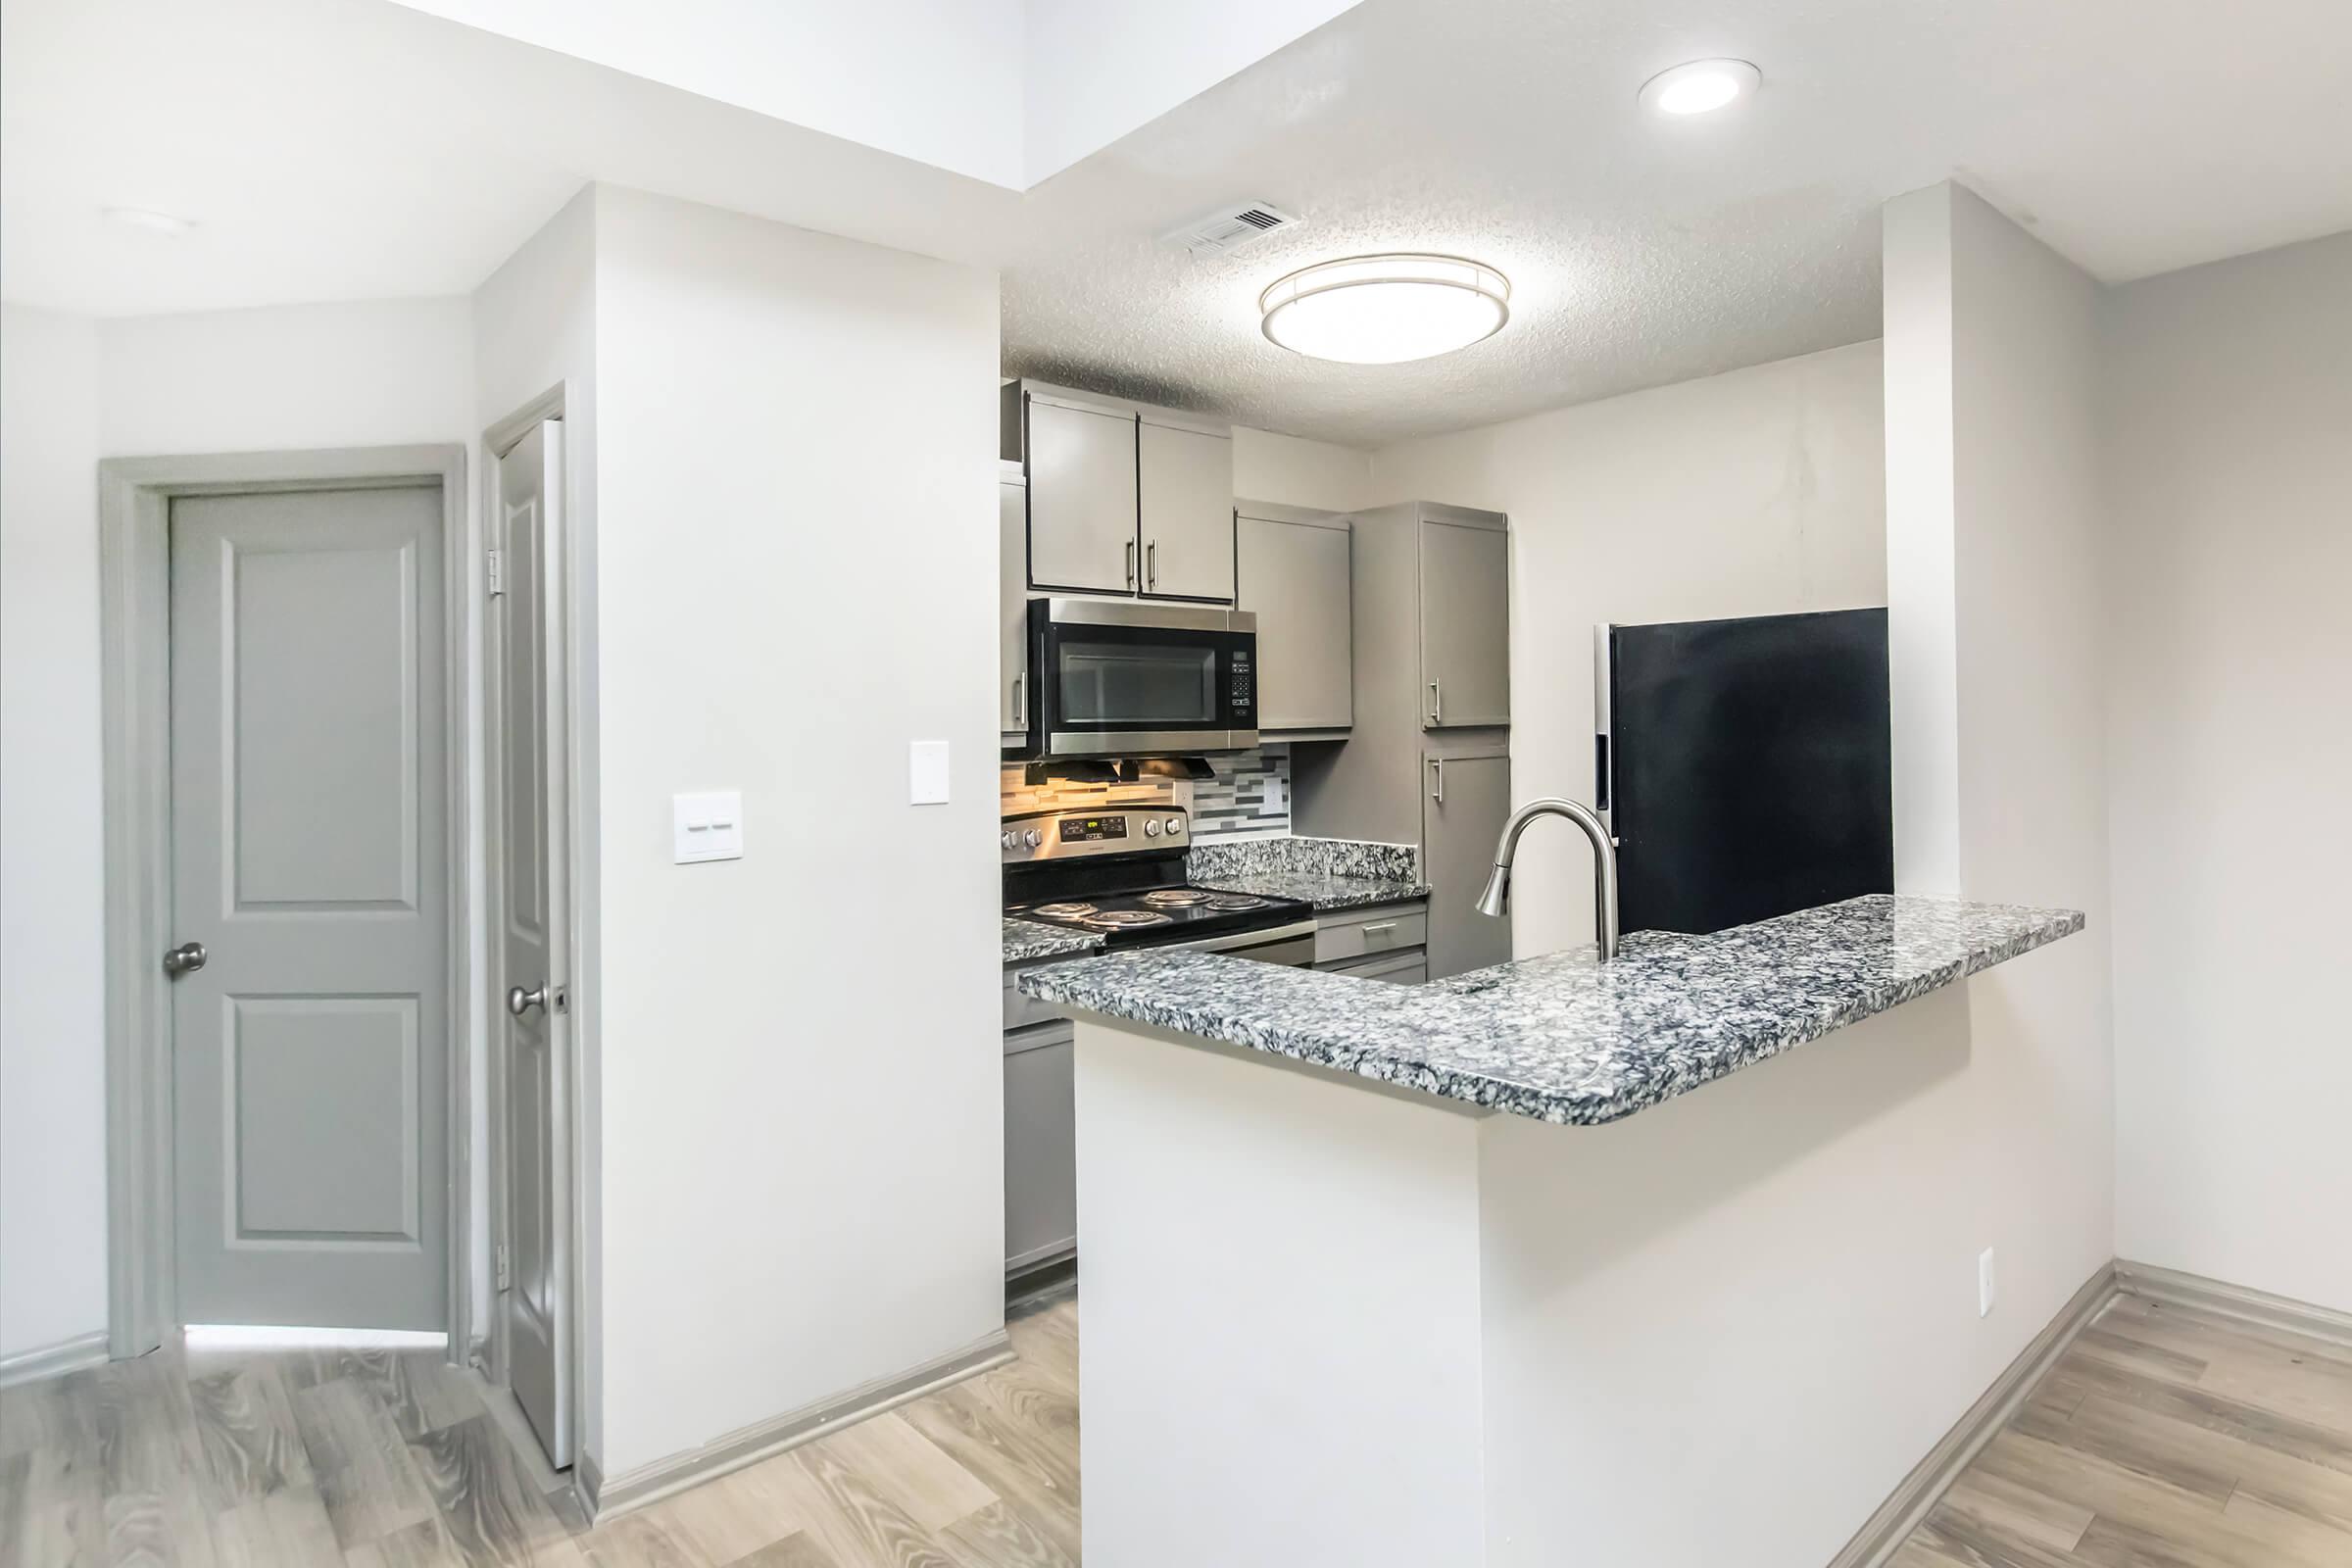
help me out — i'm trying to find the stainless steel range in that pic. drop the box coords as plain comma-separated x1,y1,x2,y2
1003,807,1315,964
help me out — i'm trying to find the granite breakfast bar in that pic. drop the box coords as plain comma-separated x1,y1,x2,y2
1017,894,2086,1567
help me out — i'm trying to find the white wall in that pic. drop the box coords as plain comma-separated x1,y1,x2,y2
1368,342,1888,956
0,305,107,1361
2103,230,2352,1312
0,297,477,1361
1231,425,1373,514
586,186,1004,1477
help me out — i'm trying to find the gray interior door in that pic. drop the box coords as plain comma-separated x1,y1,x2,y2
491,420,574,1469
1419,518,1511,727
1422,751,1513,979
169,484,448,1329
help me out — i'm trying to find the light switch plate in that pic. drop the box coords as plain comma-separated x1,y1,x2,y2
673,790,744,863
908,740,951,806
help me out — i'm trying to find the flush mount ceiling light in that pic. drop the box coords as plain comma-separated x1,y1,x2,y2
1638,58,1761,118
104,206,198,237
1259,254,1511,365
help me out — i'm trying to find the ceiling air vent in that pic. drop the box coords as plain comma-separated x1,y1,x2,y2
1161,201,1296,257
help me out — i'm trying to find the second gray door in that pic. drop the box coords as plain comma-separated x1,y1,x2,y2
169,483,448,1330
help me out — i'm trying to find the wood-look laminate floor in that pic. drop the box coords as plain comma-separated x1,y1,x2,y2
8,1287,2349,1567
1893,1292,2352,1567
0,1292,1078,1567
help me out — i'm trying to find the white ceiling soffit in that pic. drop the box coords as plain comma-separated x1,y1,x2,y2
1001,0,2352,445
379,0,1363,190
0,0,1033,316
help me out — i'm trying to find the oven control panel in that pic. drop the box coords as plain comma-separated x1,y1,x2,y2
1000,808,1188,862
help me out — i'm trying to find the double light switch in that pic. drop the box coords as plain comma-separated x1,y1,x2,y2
673,791,744,863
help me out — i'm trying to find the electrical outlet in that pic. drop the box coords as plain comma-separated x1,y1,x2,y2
1978,1248,1997,1318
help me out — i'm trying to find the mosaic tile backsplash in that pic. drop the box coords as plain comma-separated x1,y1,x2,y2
1000,746,1292,839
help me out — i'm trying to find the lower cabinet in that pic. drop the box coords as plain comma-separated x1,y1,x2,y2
1319,948,1429,985
1423,749,1513,978
1004,1019,1077,1279
1313,901,1431,983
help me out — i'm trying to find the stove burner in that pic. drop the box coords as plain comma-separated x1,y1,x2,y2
1086,908,1174,929
1205,893,1269,911
1141,888,1212,906
1031,902,1096,919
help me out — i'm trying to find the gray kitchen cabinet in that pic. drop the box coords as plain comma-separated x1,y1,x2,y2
1292,500,1512,980
1024,392,1139,595
1004,1019,1077,1278
1312,900,1427,964
1000,465,1030,745
1236,501,1352,735
1419,511,1511,727
1139,416,1236,602
1321,948,1429,985
1422,750,1514,977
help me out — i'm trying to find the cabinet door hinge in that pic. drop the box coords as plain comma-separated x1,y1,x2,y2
487,548,505,599
495,1241,512,1292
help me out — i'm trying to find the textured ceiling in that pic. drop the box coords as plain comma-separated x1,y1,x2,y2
1002,0,2352,445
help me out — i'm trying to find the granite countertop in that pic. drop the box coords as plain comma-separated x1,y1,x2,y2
1017,895,2084,1126
1003,917,1102,965
1184,835,1431,913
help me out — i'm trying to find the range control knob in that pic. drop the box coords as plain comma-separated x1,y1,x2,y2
1023,828,1044,849
1143,819,1161,838
1001,830,1016,851
1166,816,1184,836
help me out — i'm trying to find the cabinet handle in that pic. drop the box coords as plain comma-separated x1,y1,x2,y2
1012,673,1026,727
1147,539,1157,590
1429,758,1445,804
1125,538,1137,590
1429,679,1443,724
1361,921,1398,943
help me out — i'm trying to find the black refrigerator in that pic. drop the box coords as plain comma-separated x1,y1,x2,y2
1596,608,1892,937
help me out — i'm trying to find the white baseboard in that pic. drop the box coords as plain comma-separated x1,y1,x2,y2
580,1328,1015,1523
2114,1258,2352,1351
1826,1261,2119,1568
0,1330,111,1391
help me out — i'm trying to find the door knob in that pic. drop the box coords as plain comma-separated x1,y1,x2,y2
507,983,548,1016
162,941,207,977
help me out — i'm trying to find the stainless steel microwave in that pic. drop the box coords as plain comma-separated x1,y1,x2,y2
1025,599,1257,758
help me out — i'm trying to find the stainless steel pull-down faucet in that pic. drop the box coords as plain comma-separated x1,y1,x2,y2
1474,798,1621,960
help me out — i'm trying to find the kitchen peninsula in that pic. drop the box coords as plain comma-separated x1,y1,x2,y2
1019,894,2085,1567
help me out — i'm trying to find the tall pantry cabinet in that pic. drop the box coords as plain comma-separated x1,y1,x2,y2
1293,502,1514,978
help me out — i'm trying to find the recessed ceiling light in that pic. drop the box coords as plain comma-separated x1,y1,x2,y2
1259,254,1510,366
1638,59,1761,118
104,206,198,237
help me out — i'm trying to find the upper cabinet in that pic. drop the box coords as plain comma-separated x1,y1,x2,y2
1138,417,1236,602
1417,509,1510,727
1237,502,1351,736
1022,394,1139,595
1004,380,1236,605
1000,464,1030,745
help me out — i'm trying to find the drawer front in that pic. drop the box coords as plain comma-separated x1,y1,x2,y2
1313,905,1429,964
1319,948,1429,985
1004,966,1075,1033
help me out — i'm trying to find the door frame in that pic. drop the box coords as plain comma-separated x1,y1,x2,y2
479,384,590,1475
99,445,471,1360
